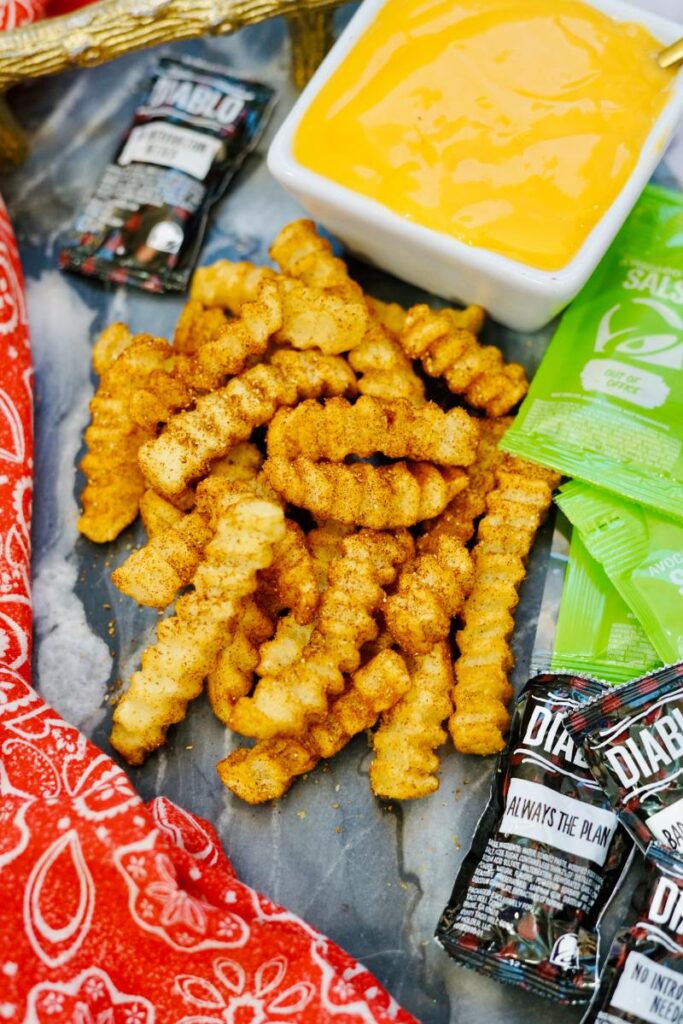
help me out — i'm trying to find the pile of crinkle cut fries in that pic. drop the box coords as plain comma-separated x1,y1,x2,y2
79,219,559,803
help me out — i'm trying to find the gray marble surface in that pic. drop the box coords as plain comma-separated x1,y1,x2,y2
1,4,682,1020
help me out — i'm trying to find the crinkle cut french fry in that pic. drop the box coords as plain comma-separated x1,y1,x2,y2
192,278,282,389
112,507,213,608
270,220,369,353
218,649,410,803
259,519,319,625
229,529,413,739
307,520,355,590
450,459,561,756
191,261,276,313
92,322,134,376
257,616,313,677
365,296,407,339
418,417,512,553
138,350,356,500
370,641,454,799
110,486,285,764
264,456,467,529
400,304,528,417
173,300,229,354
385,537,474,655
349,320,424,405
139,490,185,539
79,334,170,543
206,598,274,724
267,396,478,467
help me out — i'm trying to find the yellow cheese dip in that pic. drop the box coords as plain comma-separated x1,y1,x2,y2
294,0,674,270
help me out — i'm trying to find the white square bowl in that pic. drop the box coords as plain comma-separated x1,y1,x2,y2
268,0,683,331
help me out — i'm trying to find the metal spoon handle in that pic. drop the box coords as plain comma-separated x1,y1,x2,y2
659,36,683,69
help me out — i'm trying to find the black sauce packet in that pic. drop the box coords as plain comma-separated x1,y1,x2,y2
566,664,683,854
59,56,276,293
436,673,633,1003
582,843,683,1024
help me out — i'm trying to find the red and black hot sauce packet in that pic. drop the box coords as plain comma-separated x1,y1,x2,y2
59,56,276,293
436,673,632,1003
566,664,683,853
583,843,683,1024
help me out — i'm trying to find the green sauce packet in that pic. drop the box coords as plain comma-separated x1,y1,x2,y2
501,184,683,521
551,528,662,684
555,481,683,665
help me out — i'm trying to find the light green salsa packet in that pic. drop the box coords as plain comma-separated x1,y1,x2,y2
551,528,661,684
501,184,683,521
555,480,683,665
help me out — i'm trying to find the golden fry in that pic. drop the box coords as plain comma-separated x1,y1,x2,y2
191,260,276,312
138,350,356,499
218,649,410,803
307,520,354,590
267,395,478,467
260,519,319,625
173,300,229,355
206,598,274,724
385,537,474,655
111,486,285,764
418,417,512,552
400,305,528,416
92,322,134,375
264,456,467,528
79,335,170,543
450,458,561,755
370,642,454,799
257,616,314,677
349,320,424,405
229,529,412,739
139,490,184,539
365,296,407,338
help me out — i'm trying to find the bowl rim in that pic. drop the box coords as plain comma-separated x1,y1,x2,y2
268,0,683,289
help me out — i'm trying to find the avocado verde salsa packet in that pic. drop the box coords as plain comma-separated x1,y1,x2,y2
551,529,662,685
59,56,276,293
436,673,632,1004
566,664,683,854
583,843,683,1024
556,481,683,666
501,185,683,522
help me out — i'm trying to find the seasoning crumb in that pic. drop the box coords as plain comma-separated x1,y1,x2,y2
297,810,306,819
185,745,193,751
452,836,461,849
332,802,340,810
335,826,342,834
334,784,340,792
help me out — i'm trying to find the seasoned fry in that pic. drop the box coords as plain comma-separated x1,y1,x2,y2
385,537,474,655
370,642,454,799
260,519,319,625
267,396,478,467
365,296,407,338
270,219,358,294
206,598,274,724
349,320,425,405
264,456,467,528
209,442,263,485
191,260,276,312
139,490,184,539
229,529,412,738
271,220,369,353
111,486,285,764
450,458,561,756
418,417,512,553
173,300,229,354
112,507,213,608
192,278,282,389
92,322,134,375
307,520,354,589
138,350,356,499
400,305,528,416
257,616,314,677
218,649,410,803
79,335,170,543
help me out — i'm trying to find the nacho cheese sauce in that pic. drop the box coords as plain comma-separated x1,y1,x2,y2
294,0,674,270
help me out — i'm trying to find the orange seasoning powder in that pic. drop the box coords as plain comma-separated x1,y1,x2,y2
294,0,675,270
